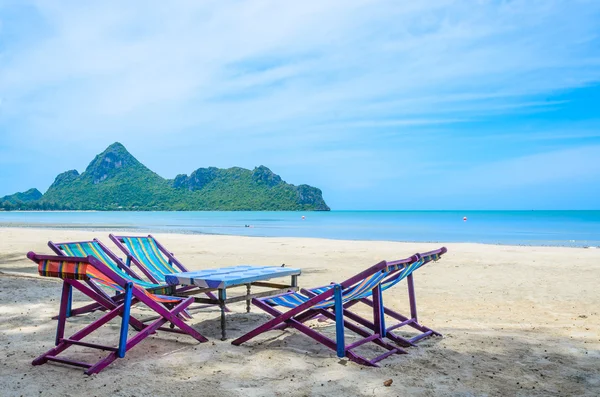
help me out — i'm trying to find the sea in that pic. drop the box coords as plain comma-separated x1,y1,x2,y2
0,210,598,247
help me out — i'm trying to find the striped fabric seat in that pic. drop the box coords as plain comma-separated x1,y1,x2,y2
120,237,179,281
307,257,427,296
379,257,426,291
39,259,90,280
38,258,179,304
265,258,425,309
58,241,172,295
110,234,229,317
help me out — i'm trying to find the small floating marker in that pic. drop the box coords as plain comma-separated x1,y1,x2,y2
301,215,306,220
463,216,467,222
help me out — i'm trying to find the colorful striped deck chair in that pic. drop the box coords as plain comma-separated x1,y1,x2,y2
109,234,222,307
303,247,447,347
49,239,175,318
27,252,207,375
232,251,446,367
109,234,188,283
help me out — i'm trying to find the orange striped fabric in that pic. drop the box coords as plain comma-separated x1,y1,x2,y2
38,260,90,280
37,260,179,304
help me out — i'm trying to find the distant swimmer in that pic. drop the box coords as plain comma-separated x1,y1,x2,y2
463,217,467,221
301,215,306,220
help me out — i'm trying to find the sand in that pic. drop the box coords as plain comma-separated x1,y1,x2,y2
0,227,598,396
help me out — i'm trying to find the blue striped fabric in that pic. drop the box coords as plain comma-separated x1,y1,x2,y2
378,258,425,291
310,285,334,294
60,242,165,290
122,237,179,281
264,257,428,309
266,270,389,309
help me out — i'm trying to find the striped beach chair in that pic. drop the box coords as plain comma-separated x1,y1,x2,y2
232,247,446,366
307,248,446,347
109,234,189,283
28,252,207,374
49,239,175,318
109,234,224,310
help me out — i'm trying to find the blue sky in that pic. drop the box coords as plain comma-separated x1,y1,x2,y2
1,0,599,210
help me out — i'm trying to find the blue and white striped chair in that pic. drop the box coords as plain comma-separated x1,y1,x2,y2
232,247,447,366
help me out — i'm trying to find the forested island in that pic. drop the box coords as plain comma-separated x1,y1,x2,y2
0,143,329,211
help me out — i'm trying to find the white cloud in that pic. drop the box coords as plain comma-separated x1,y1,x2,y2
1,1,599,137
0,0,599,206
447,145,600,190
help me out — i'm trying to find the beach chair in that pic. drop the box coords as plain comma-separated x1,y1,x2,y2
27,252,207,375
109,234,195,283
305,247,446,347
232,249,446,366
49,239,176,318
109,234,223,309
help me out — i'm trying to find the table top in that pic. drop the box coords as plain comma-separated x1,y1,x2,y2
164,265,301,289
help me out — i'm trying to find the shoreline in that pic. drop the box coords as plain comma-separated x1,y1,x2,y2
0,224,597,249
1,209,599,212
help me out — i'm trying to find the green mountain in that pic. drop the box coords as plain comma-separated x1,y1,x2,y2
0,188,43,208
2,143,329,211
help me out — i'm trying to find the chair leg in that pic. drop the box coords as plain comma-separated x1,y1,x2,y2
358,296,441,345
333,284,345,358
69,278,146,331
33,298,125,367
55,282,71,345
117,282,134,358
278,310,401,367
372,284,385,337
317,309,407,354
407,274,418,322
235,297,404,367
36,284,207,374
137,295,208,343
86,296,206,375
66,284,73,317
53,279,120,319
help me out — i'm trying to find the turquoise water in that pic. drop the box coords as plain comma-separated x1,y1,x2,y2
0,211,598,247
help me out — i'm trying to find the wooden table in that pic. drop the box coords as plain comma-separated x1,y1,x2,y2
165,265,301,340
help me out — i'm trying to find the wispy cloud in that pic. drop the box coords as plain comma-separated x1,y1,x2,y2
447,145,600,190
0,1,599,208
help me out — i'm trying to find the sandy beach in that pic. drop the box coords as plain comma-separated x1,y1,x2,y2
0,227,598,396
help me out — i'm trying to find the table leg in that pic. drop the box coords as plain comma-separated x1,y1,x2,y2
291,275,298,288
219,288,227,341
246,283,251,313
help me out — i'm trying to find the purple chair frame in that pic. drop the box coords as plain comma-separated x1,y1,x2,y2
232,248,447,366
27,252,208,375
312,248,446,347
48,239,178,318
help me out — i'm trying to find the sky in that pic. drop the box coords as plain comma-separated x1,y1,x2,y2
1,0,600,210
